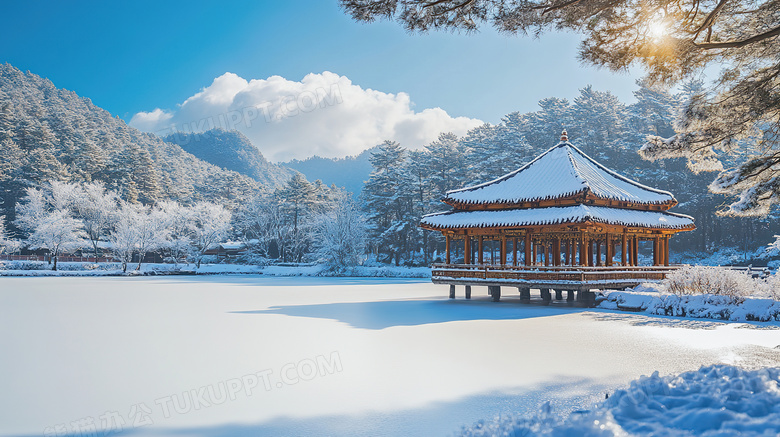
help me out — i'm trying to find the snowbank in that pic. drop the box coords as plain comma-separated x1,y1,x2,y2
461,365,780,436
0,260,431,278
598,287,780,322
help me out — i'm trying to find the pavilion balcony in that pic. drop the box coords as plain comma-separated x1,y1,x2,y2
431,263,682,291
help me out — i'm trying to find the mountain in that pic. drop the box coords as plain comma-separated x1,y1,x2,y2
163,129,293,187
0,63,261,220
283,147,376,195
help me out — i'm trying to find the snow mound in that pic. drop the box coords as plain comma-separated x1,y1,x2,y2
599,290,780,322
461,365,780,436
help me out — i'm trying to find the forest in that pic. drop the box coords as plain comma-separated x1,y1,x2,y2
1,64,777,269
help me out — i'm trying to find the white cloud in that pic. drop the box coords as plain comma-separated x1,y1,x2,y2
129,72,483,162
128,108,173,132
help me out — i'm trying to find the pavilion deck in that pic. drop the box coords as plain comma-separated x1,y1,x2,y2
432,263,684,304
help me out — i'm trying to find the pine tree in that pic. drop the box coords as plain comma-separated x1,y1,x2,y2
362,140,417,265
275,173,316,262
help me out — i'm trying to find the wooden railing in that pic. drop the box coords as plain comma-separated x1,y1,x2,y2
431,263,683,285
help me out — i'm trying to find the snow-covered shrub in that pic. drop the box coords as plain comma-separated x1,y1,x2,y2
664,266,754,303
765,273,780,301
311,193,367,272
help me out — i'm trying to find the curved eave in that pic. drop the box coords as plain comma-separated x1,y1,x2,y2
442,190,679,211
419,205,696,233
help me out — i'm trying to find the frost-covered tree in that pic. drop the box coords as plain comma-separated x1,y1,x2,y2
71,181,119,257
109,203,140,273
27,211,85,270
157,200,192,265
0,215,7,253
189,202,232,268
0,215,21,255
14,186,86,270
108,202,169,272
312,193,367,271
132,205,170,271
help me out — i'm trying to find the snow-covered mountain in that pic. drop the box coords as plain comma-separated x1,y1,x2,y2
283,146,376,195
0,63,263,220
164,129,294,187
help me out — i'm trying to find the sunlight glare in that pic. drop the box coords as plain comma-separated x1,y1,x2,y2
647,18,668,40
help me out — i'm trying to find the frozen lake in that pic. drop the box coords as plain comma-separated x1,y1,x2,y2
1,276,778,436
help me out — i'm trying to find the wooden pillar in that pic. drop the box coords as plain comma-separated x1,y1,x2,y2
621,233,627,266
464,235,471,264
533,240,539,266
553,238,561,266
661,237,667,266
587,239,594,267
544,241,550,266
580,235,588,266
478,236,484,265
633,237,639,266
653,237,659,266
596,239,602,266
445,235,451,264
570,239,577,266
664,236,670,266
512,237,518,266
605,233,612,266
500,235,507,266
524,232,532,266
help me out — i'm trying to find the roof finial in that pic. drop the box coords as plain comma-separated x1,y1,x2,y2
560,128,569,142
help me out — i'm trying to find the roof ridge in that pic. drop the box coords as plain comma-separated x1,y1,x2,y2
563,142,675,199
565,145,588,189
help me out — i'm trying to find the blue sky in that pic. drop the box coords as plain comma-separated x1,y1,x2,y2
1,1,644,160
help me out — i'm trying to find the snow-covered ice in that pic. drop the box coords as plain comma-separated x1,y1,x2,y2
0,277,778,436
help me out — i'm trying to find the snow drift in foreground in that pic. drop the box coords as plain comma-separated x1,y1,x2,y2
462,365,780,436
599,285,780,322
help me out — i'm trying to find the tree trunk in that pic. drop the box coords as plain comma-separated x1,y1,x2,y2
92,239,100,263
52,255,57,271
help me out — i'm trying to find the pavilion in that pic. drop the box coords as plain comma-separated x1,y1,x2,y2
419,130,695,303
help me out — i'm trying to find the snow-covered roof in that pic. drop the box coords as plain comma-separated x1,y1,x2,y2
444,142,675,206
420,205,694,230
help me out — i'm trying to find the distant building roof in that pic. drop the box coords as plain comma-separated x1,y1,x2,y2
443,140,675,207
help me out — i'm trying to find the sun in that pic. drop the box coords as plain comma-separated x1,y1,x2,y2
647,18,669,40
